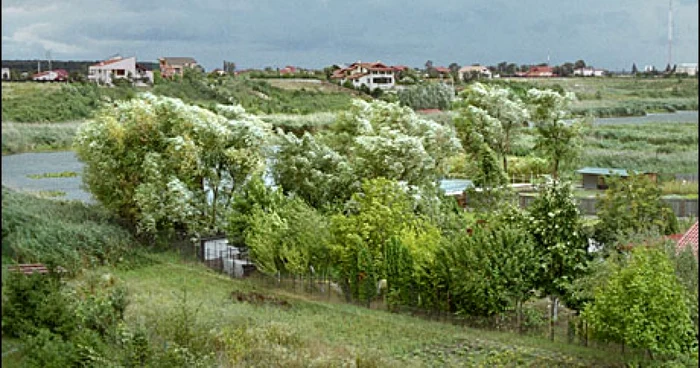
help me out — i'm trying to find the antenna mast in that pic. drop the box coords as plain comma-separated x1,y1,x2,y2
668,0,673,68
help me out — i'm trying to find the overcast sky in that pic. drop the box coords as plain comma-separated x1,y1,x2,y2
2,0,698,71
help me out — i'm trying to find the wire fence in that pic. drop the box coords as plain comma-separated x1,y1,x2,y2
179,244,634,353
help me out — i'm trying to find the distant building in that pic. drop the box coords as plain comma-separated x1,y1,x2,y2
575,167,657,190
278,66,297,75
573,67,606,77
1,67,10,80
32,69,69,82
676,63,698,76
433,66,451,78
458,65,492,80
643,65,656,73
88,56,153,85
330,61,396,90
525,66,555,77
159,57,198,78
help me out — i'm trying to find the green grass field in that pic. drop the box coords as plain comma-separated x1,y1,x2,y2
501,77,698,117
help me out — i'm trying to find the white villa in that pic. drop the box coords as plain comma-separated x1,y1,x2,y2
88,56,153,85
330,61,396,90
458,65,492,80
676,63,698,76
573,67,606,77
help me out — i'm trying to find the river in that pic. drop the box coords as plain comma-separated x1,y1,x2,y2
2,111,697,204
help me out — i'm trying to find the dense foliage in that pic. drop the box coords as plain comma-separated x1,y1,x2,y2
397,83,455,110
582,246,697,358
273,99,461,208
1,187,136,273
594,174,680,249
74,94,271,236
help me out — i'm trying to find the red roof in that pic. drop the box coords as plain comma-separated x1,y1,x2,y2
91,57,126,67
676,221,698,257
434,67,450,73
393,65,409,71
32,69,69,80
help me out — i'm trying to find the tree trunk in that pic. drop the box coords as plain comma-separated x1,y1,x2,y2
549,295,559,341
516,300,523,334
553,160,560,181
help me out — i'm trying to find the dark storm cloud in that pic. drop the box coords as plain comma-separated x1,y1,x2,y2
2,0,697,71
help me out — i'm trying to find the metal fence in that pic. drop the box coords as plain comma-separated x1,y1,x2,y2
518,194,699,217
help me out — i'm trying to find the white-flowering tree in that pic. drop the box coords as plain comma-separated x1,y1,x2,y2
74,94,271,236
273,99,462,208
526,88,583,180
453,82,530,174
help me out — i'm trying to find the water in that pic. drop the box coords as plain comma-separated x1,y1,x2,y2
1,151,93,203
2,111,697,204
593,110,698,125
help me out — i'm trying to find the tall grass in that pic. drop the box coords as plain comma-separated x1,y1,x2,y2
1,121,83,154
1,187,137,273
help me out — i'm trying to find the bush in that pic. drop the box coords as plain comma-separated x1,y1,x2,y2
398,83,454,110
2,271,77,339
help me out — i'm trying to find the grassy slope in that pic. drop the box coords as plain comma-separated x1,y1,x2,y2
105,253,635,367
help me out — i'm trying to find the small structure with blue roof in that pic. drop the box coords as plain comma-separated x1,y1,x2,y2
575,167,657,189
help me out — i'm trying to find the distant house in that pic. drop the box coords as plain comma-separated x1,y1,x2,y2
575,167,657,190
88,56,152,85
433,66,451,78
330,61,396,90
1,67,10,80
458,65,492,80
676,63,698,76
278,66,297,75
525,66,555,77
159,57,198,78
573,67,606,77
32,69,69,82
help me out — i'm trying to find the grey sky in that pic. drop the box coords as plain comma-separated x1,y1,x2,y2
2,0,698,71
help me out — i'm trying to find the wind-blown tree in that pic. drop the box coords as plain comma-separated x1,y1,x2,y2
526,88,583,180
397,83,455,111
74,94,271,237
272,132,357,209
453,82,530,174
526,181,589,340
273,99,461,208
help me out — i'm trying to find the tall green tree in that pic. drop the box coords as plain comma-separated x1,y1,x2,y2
526,181,589,340
582,246,696,358
526,88,583,180
594,173,679,250
454,82,530,174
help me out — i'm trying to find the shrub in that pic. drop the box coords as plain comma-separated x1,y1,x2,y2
2,271,77,339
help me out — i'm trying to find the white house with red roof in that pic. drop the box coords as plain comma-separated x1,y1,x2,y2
330,61,396,90
88,56,153,85
32,69,69,82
